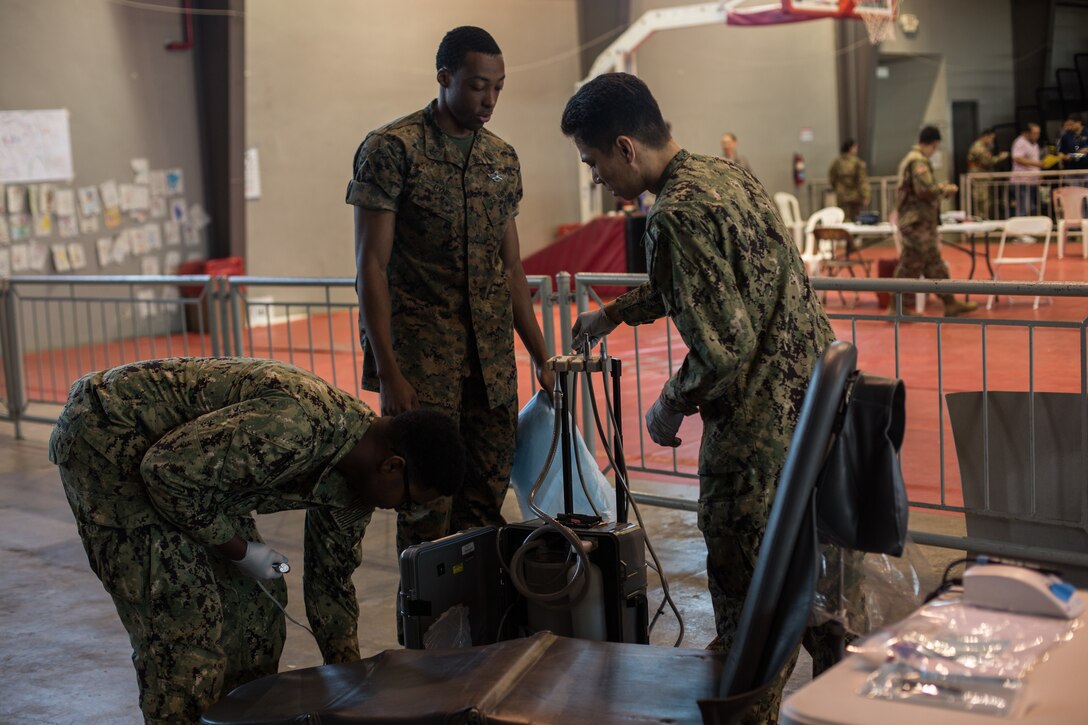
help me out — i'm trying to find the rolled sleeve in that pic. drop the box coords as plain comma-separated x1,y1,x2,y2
345,132,407,211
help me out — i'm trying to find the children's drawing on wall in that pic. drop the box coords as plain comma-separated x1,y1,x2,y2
100,180,122,229
7,185,27,214
190,203,210,230
141,255,161,276
129,226,148,256
50,244,71,273
112,230,131,265
67,242,87,270
170,198,188,224
29,240,48,271
0,216,9,244
56,188,77,237
163,219,181,246
0,248,9,277
145,222,162,250
150,170,167,197
10,243,29,272
34,211,53,237
131,158,150,185
10,213,31,241
96,237,113,267
164,250,181,274
150,195,167,219
165,168,184,195
78,185,101,217
183,222,200,246
78,185,102,234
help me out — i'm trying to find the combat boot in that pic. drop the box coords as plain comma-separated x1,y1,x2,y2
942,298,978,317
885,304,921,318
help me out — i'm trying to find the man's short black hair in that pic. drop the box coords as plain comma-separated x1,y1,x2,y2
436,26,501,73
919,125,941,144
1024,122,1040,133
1068,113,1085,125
560,72,671,152
981,127,995,136
391,409,465,497
840,138,856,154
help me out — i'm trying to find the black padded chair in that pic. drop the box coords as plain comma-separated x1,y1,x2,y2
202,341,860,725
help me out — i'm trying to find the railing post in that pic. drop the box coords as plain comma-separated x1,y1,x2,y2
0,278,27,439
538,275,556,360
572,274,597,457
227,278,245,356
557,271,573,353
206,278,221,357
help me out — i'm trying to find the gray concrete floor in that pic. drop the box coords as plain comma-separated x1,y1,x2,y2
0,421,963,724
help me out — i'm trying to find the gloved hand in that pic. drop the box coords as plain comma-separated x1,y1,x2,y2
232,541,289,580
571,308,619,351
645,396,686,447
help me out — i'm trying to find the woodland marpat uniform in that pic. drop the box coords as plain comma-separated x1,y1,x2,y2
347,101,520,549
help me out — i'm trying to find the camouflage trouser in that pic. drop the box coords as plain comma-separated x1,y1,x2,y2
972,186,992,220
395,369,517,552
697,408,795,725
58,447,285,724
895,223,950,282
840,200,862,223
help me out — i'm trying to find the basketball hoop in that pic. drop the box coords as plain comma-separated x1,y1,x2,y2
853,0,898,44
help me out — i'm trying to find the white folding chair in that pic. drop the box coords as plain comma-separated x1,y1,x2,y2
801,207,845,275
987,216,1053,310
1052,186,1088,259
773,192,806,255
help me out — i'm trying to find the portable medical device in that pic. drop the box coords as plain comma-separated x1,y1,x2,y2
400,353,661,648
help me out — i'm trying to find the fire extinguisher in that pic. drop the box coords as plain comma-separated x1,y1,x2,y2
793,153,806,186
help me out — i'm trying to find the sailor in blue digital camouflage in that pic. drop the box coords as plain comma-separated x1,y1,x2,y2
563,73,834,724
347,26,553,557
48,357,465,724
894,126,977,317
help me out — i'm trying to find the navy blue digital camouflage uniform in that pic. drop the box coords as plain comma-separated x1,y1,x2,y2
612,150,834,723
48,357,376,724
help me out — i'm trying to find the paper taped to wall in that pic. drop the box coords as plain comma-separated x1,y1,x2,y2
0,110,75,183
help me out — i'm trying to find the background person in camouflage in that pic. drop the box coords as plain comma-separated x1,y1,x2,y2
966,128,1008,219
894,126,977,317
48,357,464,724
347,26,553,555
828,139,870,222
562,73,834,724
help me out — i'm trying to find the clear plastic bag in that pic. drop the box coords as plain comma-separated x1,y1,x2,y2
812,538,927,636
422,604,473,649
851,598,1080,716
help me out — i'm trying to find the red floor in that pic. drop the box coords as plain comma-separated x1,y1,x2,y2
13,238,1088,512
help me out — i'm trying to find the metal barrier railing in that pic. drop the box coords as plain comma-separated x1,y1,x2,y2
960,168,1088,220
3,269,1086,569
807,169,1088,224
806,175,899,220
569,272,1088,570
0,274,555,435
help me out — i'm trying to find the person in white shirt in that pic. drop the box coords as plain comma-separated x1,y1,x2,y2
1010,123,1043,216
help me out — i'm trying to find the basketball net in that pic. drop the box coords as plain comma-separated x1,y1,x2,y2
853,1,898,44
